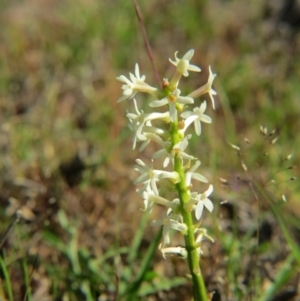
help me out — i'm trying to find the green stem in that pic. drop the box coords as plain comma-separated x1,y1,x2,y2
170,122,208,301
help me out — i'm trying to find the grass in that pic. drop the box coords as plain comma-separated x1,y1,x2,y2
0,0,299,300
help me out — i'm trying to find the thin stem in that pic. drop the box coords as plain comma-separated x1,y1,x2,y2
170,122,208,301
0,211,22,249
132,0,162,88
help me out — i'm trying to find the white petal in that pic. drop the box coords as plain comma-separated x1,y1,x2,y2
163,157,170,168
181,111,193,118
169,103,177,122
192,173,208,183
206,184,214,196
195,202,204,220
135,159,145,166
149,99,168,107
177,96,194,105
151,219,163,227
152,149,168,159
201,115,212,123
134,174,149,184
188,65,201,72
183,49,194,60
194,120,201,136
204,199,214,212
135,63,140,78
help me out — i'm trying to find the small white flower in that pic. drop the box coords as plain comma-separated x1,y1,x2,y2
134,159,180,195
151,214,187,245
188,66,217,109
138,185,155,212
169,49,201,77
185,160,208,187
147,194,180,213
168,49,201,91
152,134,195,167
116,64,157,102
160,245,187,259
150,89,193,122
192,185,214,220
152,144,173,168
134,159,160,196
127,99,170,149
139,132,170,153
139,132,169,152
172,134,196,161
194,228,214,255
181,101,212,135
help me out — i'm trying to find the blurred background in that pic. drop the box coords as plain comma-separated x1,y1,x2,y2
0,0,300,300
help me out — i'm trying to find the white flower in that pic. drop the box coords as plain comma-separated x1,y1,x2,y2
194,228,214,255
169,49,201,77
152,134,195,167
134,159,180,195
116,64,157,102
127,99,170,149
138,132,168,152
148,194,180,212
152,148,173,168
168,49,201,91
188,66,217,109
181,101,212,136
151,214,187,245
172,134,196,161
185,160,208,187
192,185,214,220
160,245,187,259
139,132,170,153
138,185,154,212
150,89,193,122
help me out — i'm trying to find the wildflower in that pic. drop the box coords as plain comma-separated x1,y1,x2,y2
138,185,155,212
194,228,214,255
185,160,208,188
117,64,157,102
172,134,196,161
117,50,217,273
151,214,187,245
145,193,180,213
150,89,193,122
192,185,214,220
134,159,180,195
188,66,217,109
139,132,170,152
169,49,201,90
160,245,187,259
181,101,212,135
126,99,170,149
152,134,195,167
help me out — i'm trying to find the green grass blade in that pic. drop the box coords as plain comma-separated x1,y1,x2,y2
127,211,150,264
123,227,162,300
0,255,13,301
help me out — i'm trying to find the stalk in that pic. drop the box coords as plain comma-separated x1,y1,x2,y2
171,121,208,301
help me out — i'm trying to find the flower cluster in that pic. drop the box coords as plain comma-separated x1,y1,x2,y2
117,49,216,257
